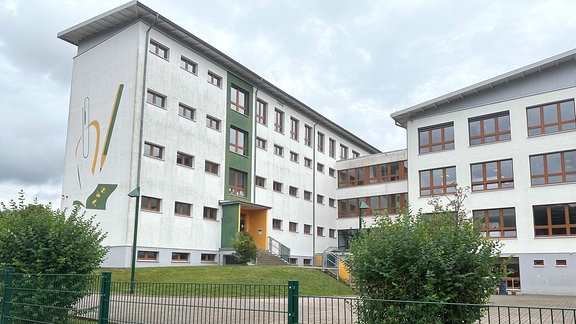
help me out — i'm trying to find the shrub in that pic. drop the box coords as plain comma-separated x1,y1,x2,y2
231,232,258,265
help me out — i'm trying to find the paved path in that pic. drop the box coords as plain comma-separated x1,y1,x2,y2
490,294,576,309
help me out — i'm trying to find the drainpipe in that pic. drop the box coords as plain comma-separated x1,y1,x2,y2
252,77,263,203
312,122,318,262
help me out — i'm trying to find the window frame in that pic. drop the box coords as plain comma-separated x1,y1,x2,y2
180,56,197,74
207,71,222,88
255,176,266,188
204,161,220,175
304,158,312,168
289,186,298,197
338,161,408,188
533,203,576,237
176,151,194,168
228,168,247,197
146,89,166,108
526,99,576,136
206,115,221,131
468,111,510,145
137,250,158,261
289,151,299,163
171,252,190,262
470,159,514,192
530,149,576,186
274,144,284,157
274,109,285,133
201,253,216,262
144,142,164,160
203,206,218,220
230,84,249,115
304,191,312,201
290,117,299,140
317,132,325,152
304,224,312,235
178,103,196,121
340,144,348,160
418,122,455,154
289,222,298,232
473,208,517,238
174,201,192,216
229,127,248,156
304,125,312,146
149,39,168,59
272,218,282,230
273,181,283,193
256,99,268,125
256,137,267,150
419,166,457,196
328,138,336,158
141,196,161,212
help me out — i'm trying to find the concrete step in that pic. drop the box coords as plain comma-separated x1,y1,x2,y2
257,250,290,266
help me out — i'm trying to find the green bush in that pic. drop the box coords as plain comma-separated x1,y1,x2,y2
231,232,258,265
347,188,504,323
0,192,108,322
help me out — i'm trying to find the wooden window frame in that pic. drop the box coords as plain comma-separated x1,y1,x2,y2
146,89,166,108
203,207,218,220
207,71,222,88
556,259,567,266
303,191,312,201
290,151,299,163
176,152,194,168
470,159,514,191
256,99,267,125
230,85,248,115
149,39,168,59
317,132,325,152
338,161,408,188
290,117,299,140
533,260,544,266
274,109,284,133
180,56,197,74
289,222,297,232
304,125,312,146
530,150,576,186
304,158,312,168
204,161,220,175
527,99,576,136
289,186,298,197
201,253,216,262
273,181,283,193
419,166,456,196
468,111,510,145
229,127,248,156
418,123,455,154
137,250,158,261
171,252,190,262
228,169,247,197
255,176,266,188
473,208,517,238
533,203,576,237
178,103,196,121
144,142,164,159
272,218,282,230
141,196,161,212
206,115,221,130
256,137,267,150
304,224,312,235
338,194,407,217
274,145,284,157
174,201,192,216
328,138,336,158
340,144,348,160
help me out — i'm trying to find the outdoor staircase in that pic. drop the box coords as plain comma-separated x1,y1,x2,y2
257,249,290,266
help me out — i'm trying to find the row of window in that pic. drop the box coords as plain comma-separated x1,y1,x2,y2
272,219,336,238
141,196,218,219
255,176,336,206
338,193,407,218
474,202,576,238
419,99,576,154
145,141,221,174
138,250,216,263
419,148,576,196
338,161,408,188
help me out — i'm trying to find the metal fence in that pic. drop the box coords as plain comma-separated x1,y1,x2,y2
2,267,576,323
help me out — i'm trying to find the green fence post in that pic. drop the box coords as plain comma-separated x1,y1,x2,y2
98,272,112,324
1,267,14,324
288,280,299,324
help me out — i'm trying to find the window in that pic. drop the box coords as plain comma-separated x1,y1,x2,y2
208,71,222,88
230,85,248,115
352,151,360,158
527,99,576,136
329,198,336,207
533,203,576,236
556,259,567,266
304,125,312,146
289,258,298,265
419,123,454,153
329,229,336,238
338,193,407,217
473,208,516,238
329,138,336,158
274,109,284,133
206,115,221,130
304,191,312,201
229,127,248,155
340,144,348,160
273,181,283,193
329,168,336,177
256,99,267,125
317,132,325,152
289,222,297,232
470,159,514,191
201,253,216,262
171,252,190,262
228,169,247,197
178,103,196,121
419,166,456,196
290,117,299,140
304,158,312,168
530,150,576,185
149,39,168,59
304,224,312,234
203,207,217,220
289,151,299,163
144,142,164,159
205,161,220,175
174,201,192,216
137,250,158,261
469,111,510,145
141,196,161,212
180,56,197,74
176,152,194,168
274,145,284,157
146,89,166,108
272,218,282,230
317,226,324,236
255,176,266,188
303,258,312,266
289,186,298,197
256,137,267,150
317,163,324,173
533,260,544,266
317,194,324,204
338,161,408,187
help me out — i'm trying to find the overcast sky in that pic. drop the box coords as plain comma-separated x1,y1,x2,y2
1,0,575,207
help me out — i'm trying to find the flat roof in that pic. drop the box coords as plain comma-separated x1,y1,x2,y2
58,1,381,154
390,48,576,128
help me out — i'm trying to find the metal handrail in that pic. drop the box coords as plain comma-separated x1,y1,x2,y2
268,236,290,262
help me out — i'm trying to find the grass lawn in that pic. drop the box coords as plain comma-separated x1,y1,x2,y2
102,265,355,296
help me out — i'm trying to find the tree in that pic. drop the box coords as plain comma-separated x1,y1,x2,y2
0,192,109,322
347,188,504,323
231,232,258,265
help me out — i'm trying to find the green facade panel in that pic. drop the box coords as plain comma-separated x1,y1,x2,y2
221,204,240,248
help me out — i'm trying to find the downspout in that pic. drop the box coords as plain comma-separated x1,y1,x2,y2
312,122,318,262
252,77,263,203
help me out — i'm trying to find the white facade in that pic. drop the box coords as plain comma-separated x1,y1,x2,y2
392,50,576,295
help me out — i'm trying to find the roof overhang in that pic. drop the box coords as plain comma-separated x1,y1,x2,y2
390,48,576,128
58,1,380,154
219,200,272,211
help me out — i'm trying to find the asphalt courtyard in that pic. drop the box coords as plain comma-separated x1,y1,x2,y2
490,293,576,309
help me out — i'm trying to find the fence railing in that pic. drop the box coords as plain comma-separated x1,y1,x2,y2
1,267,575,323
268,236,290,262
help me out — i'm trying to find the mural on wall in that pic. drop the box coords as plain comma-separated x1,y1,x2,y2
73,84,124,210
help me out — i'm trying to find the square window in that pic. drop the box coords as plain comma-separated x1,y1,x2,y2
329,168,336,177
141,196,161,212
317,163,325,173
329,229,336,238
290,151,299,163
255,176,266,188
174,201,191,216
289,222,297,232
146,90,166,108
272,218,282,230
256,137,267,150
274,145,284,157
256,99,268,125
304,158,312,168
176,152,194,168
149,39,168,59
303,258,312,266
203,207,218,220
206,115,221,130
205,161,220,175
144,142,164,159
178,103,196,121
208,71,222,88
317,195,324,204
289,258,298,264
289,186,298,197
180,56,197,74
317,226,324,236
273,181,283,193
304,191,312,201
304,224,312,235
329,198,336,207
